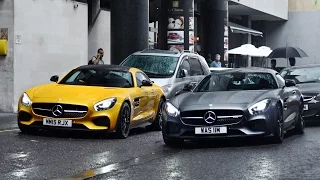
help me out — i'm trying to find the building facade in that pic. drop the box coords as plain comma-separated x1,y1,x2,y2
1,0,317,112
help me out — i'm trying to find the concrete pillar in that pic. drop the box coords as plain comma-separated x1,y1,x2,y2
242,15,252,67
200,0,228,67
110,0,149,65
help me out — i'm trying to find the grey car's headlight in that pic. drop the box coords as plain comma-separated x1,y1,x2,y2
21,93,32,107
162,84,172,94
248,99,271,115
94,98,117,111
315,94,320,101
164,102,180,117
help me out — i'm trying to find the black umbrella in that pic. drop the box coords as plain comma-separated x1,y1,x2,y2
267,46,308,58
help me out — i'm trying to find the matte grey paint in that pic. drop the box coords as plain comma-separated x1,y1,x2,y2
164,69,303,139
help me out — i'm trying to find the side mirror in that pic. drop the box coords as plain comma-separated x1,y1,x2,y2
50,75,59,83
141,80,152,87
285,79,296,87
175,82,196,96
178,69,188,78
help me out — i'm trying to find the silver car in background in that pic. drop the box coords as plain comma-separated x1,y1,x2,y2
120,49,211,99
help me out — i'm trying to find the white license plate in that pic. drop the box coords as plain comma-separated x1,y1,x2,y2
304,104,309,110
43,118,72,127
195,126,227,134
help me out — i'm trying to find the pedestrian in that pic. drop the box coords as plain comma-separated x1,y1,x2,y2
210,54,222,68
88,48,105,65
270,59,278,71
289,57,296,67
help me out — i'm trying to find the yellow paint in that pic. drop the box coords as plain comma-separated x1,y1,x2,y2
0,129,19,133
18,67,165,132
0,39,8,56
289,0,320,11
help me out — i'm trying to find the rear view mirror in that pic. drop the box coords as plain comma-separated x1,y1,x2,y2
175,82,197,96
285,79,296,87
141,80,152,87
50,75,59,83
178,69,188,78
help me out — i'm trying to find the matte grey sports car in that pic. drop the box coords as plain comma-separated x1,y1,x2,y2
162,68,304,146
280,64,320,121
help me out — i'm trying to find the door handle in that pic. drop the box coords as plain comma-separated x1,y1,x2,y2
292,90,296,94
151,89,155,93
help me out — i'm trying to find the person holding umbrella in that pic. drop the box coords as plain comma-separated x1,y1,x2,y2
267,46,307,67
289,57,296,66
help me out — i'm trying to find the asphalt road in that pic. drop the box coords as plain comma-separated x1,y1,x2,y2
2,114,320,180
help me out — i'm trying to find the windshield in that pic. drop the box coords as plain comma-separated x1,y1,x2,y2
59,69,134,88
121,55,179,78
281,67,320,84
194,72,278,92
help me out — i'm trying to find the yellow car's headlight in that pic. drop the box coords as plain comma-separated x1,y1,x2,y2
21,92,32,107
94,97,117,111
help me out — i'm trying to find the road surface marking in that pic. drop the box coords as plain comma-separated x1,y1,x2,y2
0,129,19,133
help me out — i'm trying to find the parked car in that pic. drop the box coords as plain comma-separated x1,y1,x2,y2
18,65,165,138
280,64,320,121
119,49,211,99
162,67,304,146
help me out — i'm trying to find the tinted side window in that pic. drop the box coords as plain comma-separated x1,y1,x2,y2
189,58,204,76
136,72,150,86
179,58,191,77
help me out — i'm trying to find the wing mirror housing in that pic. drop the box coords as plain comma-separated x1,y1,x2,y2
50,75,59,83
285,79,296,87
178,69,188,78
141,80,153,87
175,82,197,96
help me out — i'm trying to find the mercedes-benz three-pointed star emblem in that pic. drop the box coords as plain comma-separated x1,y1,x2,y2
204,111,216,124
52,105,64,117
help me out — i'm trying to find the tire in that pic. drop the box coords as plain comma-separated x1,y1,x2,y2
150,98,165,131
115,102,131,139
162,127,183,147
18,123,37,134
295,103,305,134
272,104,284,143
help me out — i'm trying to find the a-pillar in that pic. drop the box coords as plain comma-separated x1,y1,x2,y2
110,0,149,65
201,0,228,67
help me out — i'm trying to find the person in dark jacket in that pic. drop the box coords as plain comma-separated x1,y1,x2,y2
289,57,296,67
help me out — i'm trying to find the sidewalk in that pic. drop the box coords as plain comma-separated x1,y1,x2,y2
0,113,18,130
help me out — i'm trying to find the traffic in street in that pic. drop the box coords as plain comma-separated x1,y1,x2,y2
1,114,320,179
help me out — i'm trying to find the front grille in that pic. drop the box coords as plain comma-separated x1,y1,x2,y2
303,93,318,102
32,103,88,118
180,110,244,126
303,96,314,102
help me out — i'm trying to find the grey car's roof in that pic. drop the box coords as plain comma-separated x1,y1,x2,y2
211,67,278,74
76,65,131,71
281,64,320,71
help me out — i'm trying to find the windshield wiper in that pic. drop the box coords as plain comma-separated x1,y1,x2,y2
298,80,319,84
143,71,172,77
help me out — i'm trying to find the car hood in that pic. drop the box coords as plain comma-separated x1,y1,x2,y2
297,83,320,94
175,90,270,109
150,78,171,87
31,84,126,102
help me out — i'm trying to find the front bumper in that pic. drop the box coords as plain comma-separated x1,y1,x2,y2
162,110,275,140
302,100,320,121
17,103,122,132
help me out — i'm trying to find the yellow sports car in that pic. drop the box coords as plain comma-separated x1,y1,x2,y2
18,65,165,138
